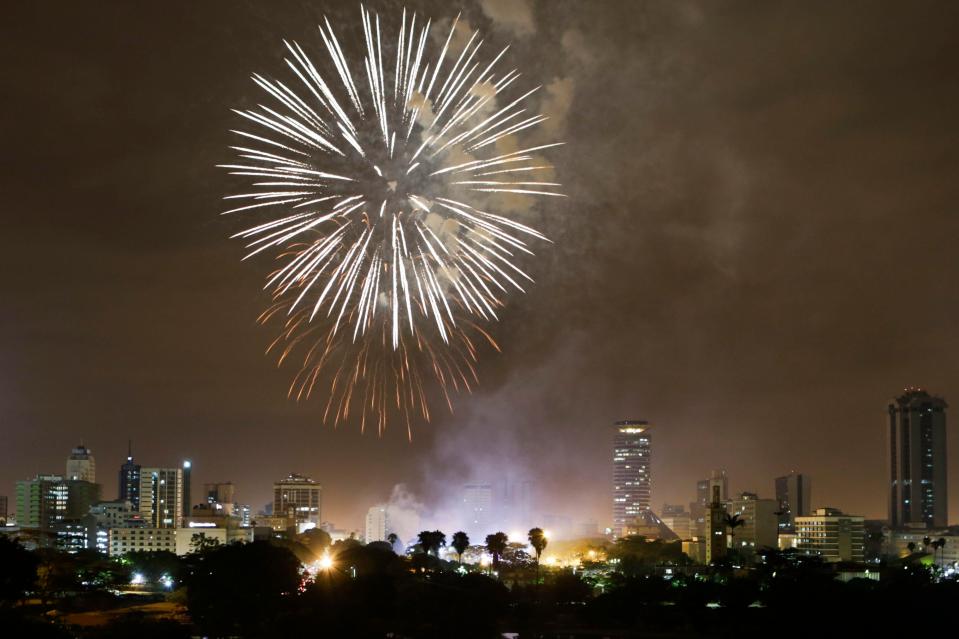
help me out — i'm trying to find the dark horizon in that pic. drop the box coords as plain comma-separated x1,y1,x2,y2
4,0,959,531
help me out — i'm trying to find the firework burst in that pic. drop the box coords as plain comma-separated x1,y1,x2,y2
221,6,563,436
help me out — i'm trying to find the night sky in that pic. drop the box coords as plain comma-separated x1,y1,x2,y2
4,0,959,532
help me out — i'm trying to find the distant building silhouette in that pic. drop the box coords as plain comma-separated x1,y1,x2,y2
775,472,811,532
118,441,141,510
612,420,652,538
888,388,947,528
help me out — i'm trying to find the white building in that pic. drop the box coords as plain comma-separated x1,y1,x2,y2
66,444,96,483
365,505,390,543
109,527,177,556
795,508,865,562
886,530,959,567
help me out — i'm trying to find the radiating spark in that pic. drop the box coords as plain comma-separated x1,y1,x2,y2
223,6,562,435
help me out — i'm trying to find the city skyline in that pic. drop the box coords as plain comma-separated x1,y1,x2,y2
4,1,959,533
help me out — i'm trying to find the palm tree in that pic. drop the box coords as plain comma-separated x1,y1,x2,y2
528,528,548,563
451,531,470,563
933,537,947,566
724,513,746,549
485,532,509,571
923,536,932,554
417,530,446,557
386,532,399,552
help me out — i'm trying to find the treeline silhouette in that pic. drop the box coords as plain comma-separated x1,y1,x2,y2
1,532,956,638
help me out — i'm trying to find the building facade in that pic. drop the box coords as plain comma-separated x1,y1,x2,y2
139,467,184,529
365,505,390,543
462,484,493,536
691,470,728,538
612,420,652,538
704,485,727,563
728,492,779,551
273,473,322,531
118,442,141,510
775,472,811,532
66,443,96,483
888,388,948,529
795,508,865,562
108,527,177,556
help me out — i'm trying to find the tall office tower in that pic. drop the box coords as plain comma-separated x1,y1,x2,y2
139,467,184,528
273,473,322,531
612,420,652,538
118,441,141,510
0,495,7,525
182,460,192,518
704,485,728,563
775,472,811,532
204,482,236,515
462,483,494,536
888,388,948,528
365,504,390,543
66,443,96,483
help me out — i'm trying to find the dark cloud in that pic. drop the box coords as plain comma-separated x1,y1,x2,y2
3,0,959,529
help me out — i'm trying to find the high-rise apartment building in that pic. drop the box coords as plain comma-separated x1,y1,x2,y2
273,473,322,531
775,472,811,532
796,508,865,562
462,483,494,536
139,467,184,528
612,420,652,538
118,442,141,510
66,443,96,483
888,388,947,528
365,504,390,543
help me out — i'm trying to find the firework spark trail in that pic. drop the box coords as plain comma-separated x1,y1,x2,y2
222,6,563,435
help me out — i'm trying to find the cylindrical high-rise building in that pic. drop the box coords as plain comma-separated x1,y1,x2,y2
612,420,652,538
888,388,947,529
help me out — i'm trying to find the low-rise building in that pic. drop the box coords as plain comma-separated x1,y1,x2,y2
108,527,177,556
795,508,865,562
728,492,779,552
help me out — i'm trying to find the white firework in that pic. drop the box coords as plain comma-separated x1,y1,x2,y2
221,6,563,433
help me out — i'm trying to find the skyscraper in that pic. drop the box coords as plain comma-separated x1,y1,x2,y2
273,473,322,531
462,483,493,536
691,470,728,538
612,419,652,538
66,443,96,483
888,388,948,528
139,467,184,528
775,472,811,532
118,441,141,510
